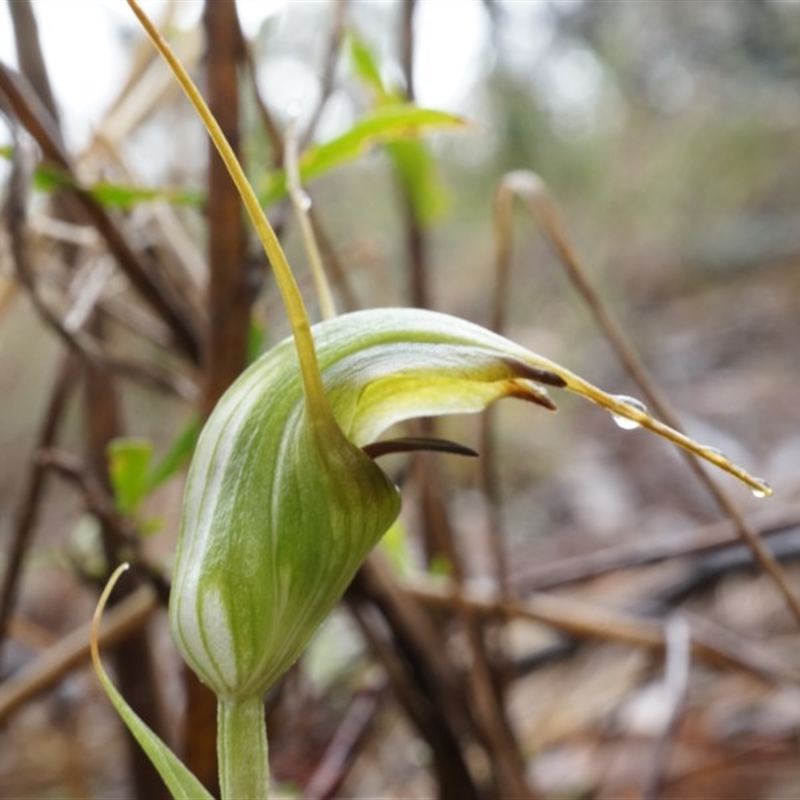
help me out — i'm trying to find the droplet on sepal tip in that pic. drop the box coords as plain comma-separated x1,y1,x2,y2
610,395,648,430
751,479,772,499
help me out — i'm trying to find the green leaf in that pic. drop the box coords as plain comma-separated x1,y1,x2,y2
247,313,267,365
146,418,200,491
345,33,450,225
91,566,214,800
429,555,453,578
96,657,213,800
347,31,397,102
89,182,203,210
0,147,203,209
379,517,414,578
259,104,466,206
387,138,449,226
108,424,198,518
108,438,154,515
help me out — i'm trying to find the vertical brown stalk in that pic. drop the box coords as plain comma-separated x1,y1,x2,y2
201,0,249,415
348,556,480,800
397,0,456,595
0,353,77,655
398,0,429,311
396,8,532,794
180,2,251,795
7,0,61,137
85,348,170,800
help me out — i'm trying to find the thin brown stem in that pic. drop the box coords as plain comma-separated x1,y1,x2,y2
0,585,158,722
7,0,60,135
239,29,284,169
304,684,385,800
408,578,800,686
0,353,78,658
201,0,251,413
0,61,202,363
513,506,800,592
477,187,515,593
300,0,349,150
307,205,361,311
347,555,481,799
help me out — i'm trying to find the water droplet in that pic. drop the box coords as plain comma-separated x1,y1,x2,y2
611,395,647,430
297,191,312,211
705,447,730,464
751,479,771,499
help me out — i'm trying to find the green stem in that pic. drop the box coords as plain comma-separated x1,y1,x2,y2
218,696,269,800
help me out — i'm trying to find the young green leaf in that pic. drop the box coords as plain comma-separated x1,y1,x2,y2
108,438,154,516
91,565,214,800
0,149,203,209
89,181,203,210
346,32,450,226
347,30,396,101
108,423,199,517
259,105,465,207
145,418,200,491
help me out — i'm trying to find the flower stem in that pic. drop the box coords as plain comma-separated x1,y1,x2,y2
217,696,269,800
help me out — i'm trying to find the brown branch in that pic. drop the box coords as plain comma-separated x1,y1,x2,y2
307,205,361,312
0,353,78,658
477,181,517,594
36,450,135,547
300,0,349,149
400,0,416,102
5,20,171,792
238,26,284,168
5,148,194,402
83,332,171,800
0,61,202,363
0,585,159,721
304,684,385,800
407,578,800,686
393,9,530,793
7,0,60,133
513,506,800,592
346,558,481,800
201,0,251,415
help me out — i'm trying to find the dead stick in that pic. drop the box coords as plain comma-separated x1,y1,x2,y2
0,586,158,721
407,579,800,686
0,62,201,363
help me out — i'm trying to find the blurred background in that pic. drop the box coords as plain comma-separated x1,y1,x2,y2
2,1,800,798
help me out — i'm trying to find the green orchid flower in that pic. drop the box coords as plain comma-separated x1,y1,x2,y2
90,5,772,800
171,303,770,708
